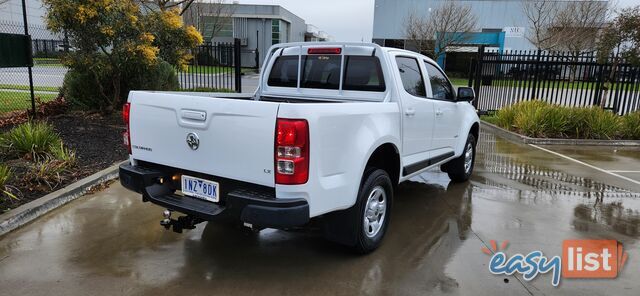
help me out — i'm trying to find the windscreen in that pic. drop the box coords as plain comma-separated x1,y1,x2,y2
267,55,386,92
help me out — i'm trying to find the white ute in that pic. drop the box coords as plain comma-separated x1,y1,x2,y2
119,42,480,253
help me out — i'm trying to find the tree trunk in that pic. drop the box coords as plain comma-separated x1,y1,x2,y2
600,58,618,109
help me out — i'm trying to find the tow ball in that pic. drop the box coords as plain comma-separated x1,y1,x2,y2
160,210,203,233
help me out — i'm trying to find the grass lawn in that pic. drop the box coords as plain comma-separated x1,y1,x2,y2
180,65,255,74
449,77,469,86
447,76,637,90
179,87,235,93
474,79,637,90
33,58,64,67
0,91,57,113
0,84,59,92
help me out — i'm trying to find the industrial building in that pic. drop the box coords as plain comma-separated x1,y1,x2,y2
184,3,330,68
372,0,608,72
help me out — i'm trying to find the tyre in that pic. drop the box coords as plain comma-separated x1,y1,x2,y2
322,168,393,254
442,133,476,183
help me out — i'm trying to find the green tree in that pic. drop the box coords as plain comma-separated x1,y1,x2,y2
597,6,640,66
596,6,640,108
43,0,202,112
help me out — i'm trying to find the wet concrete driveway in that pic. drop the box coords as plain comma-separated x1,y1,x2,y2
1,130,639,296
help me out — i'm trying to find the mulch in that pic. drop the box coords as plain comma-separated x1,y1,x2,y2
1,112,128,212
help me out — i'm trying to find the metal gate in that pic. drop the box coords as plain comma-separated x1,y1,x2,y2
177,39,243,93
469,47,640,115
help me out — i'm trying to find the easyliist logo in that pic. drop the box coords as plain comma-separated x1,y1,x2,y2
482,239,629,287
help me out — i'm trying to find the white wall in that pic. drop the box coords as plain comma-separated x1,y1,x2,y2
0,0,57,38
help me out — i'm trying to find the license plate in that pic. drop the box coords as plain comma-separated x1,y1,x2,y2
181,175,220,202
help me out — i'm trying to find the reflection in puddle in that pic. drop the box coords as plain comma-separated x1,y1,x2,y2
574,202,640,237
475,130,640,239
477,132,639,196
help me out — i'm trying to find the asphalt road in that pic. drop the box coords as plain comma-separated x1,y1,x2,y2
0,67,260,93
0,67,67,88
0,129,639,296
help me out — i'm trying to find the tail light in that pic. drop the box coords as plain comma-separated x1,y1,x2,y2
122,103,131,154
275,118,309,185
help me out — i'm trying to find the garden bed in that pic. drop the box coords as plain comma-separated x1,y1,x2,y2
481,101,640,141
0,113,127,212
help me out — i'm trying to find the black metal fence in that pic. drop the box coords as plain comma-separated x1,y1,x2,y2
177,39,243,93
1,21,245,116
0,21,66,116
470,48,640,115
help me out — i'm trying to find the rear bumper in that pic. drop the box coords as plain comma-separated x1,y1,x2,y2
119,163,309,228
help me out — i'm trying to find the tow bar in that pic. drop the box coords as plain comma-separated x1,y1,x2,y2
160,210,204,233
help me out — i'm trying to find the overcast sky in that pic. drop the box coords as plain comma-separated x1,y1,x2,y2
237,0,639,42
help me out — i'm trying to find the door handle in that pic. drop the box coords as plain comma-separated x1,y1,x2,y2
435,109,443,116
405,108,415,116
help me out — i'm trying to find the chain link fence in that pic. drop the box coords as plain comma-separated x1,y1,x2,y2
0,21,66,116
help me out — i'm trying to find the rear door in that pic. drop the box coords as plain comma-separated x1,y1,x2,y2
129,92,279,187
394,55,435,168
422,61,461,155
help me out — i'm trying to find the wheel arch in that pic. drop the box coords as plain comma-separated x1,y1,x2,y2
470,122,479,144
364,142,401,188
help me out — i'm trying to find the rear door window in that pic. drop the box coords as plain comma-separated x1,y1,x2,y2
395,56,426,97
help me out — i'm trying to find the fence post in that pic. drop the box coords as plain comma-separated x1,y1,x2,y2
21,0,36,117
467,59,475,87
234,38,242,93
472,45,485,109
593,63,605,106
255,30,260,69
531,49,542,100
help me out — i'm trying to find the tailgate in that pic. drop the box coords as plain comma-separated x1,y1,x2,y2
128,92,279,187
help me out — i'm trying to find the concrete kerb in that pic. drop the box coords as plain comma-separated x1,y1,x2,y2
0,161,126,237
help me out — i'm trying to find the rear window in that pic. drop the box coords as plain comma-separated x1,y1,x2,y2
267,56,298,87
301,55,341,89
267,55,385,92
343,56,385,92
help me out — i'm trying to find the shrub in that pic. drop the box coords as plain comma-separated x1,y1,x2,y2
0,165,10,188
123,59,180,93
51,142,77,166
543,106,569,138
565,107,592,138
22,159,74,190
494,105,516,129
621,112,640,140
512,101,551,137
0,164,19,201
584,108,621,140
44,0,202,112
488,101,635,140
62,58,179,111
1,122,63,160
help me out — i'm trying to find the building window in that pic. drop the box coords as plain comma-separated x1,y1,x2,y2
218,18,233,37
272,19,280,45
481,28,502,33
201,17,233,39
384,39,405,49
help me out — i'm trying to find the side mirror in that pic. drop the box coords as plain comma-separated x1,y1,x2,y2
457,87,475,102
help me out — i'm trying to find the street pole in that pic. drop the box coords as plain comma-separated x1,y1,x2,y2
21,0,36,118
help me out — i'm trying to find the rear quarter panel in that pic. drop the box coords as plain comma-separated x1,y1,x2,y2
276,102,401,217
